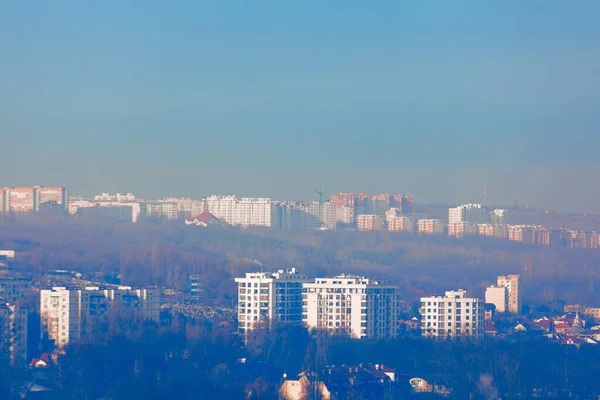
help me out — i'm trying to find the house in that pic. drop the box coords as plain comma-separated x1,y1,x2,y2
184,211,219,227
484,321,499,336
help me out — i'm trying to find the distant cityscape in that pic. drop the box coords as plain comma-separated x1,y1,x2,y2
1,185,599,249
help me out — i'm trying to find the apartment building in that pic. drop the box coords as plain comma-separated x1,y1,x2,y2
0,300,28,366
356,214,384,231
448,204,489,225
40,286,159,347
0,276,33,304
485,286,508,313
490,209,506,225
420,290,484,339
335,205,355,226
0,186,68,216
417,219,444,235
387,216,414,232
302,275,400,339
447,222,476,238
94,193,136,202
143,202,179,221
235,269,308,335
497,275,520,314
205,195,278,227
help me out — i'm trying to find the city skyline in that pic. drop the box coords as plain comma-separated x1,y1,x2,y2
1,2,600,213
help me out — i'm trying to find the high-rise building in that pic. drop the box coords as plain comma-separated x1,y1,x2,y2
420,290,484,339
386,212,414,232
234,269,308,335
491,209,506,225
5,187,38,216
143,202,179,221
0,300,28,366
356,214,384,231
417,219,444,235
205,196,276,227
485,286,508,313
190,275,203,298
0,276,33,304
449,204,489,225
497,275,520,314
38,186,69,209
302,275,400,339
335,205,355,226
40,286,159,347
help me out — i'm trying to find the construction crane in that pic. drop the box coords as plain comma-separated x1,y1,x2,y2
314,187,323,225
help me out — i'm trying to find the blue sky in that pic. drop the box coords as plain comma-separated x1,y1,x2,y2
1,1,599,212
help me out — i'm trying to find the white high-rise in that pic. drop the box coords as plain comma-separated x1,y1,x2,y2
205,195,276,227
302,275,400,339
40,286,159,347
420,290,484,339
235,269,308,335
497,275,520,314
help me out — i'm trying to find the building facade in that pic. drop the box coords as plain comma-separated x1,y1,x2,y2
40,286,159,347
485,286,508,313
417,219,444,235
356,214,384,231
302,275,400,339
420,290,484,339
497,275,520,314
235,269,307,335
0,301,27,366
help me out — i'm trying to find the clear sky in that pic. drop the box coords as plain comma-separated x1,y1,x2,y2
1,1,599,212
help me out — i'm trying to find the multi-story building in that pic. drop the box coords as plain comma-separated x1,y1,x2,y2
77,203,139,223
387,216,414,232
302,275,400,339
497,275,520,314
448,204,489,225
356,214,384,231
485,286,508,313
38,186,69,210
420,290,484,339
205,195,237,225
0,276,33,304
143,202,179,221
0,300,28,366
205,196,278,227
447,222,476,238
190,274,202,298
417,219,444,235
234,269,308,335
335,205,355,226
490,209,506,225
94,193,136,202
5,187,38,216
40,286,159,347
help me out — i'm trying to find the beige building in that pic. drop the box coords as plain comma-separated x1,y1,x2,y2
417,219,444,235
447,222,476,237
497,275,520,314
485,286,508,313
356,214,384,231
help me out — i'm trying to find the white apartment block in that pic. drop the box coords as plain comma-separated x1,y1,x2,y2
497,275,520,314
335,205,354,225
40,286,159,347
0,301,27,366
485,286,508,313
356,214,384,231
0,276,32,303
302,275,400,339
94,193,136,202
420,290,484,339
205,195,276,227
235,269,307,335
417,219,444,235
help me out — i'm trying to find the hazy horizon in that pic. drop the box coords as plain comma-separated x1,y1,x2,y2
2,1,599,213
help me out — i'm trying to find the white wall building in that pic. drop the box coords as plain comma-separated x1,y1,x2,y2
40,286,159,347
448,206,464,224
235,269,308,335
497,275,520,314
420,289,484,339
302,275,400,339
335,205,355,226
205,195,276,227
485,286,508,313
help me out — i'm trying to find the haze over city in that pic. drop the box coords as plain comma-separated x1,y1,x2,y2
2,1,600,212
